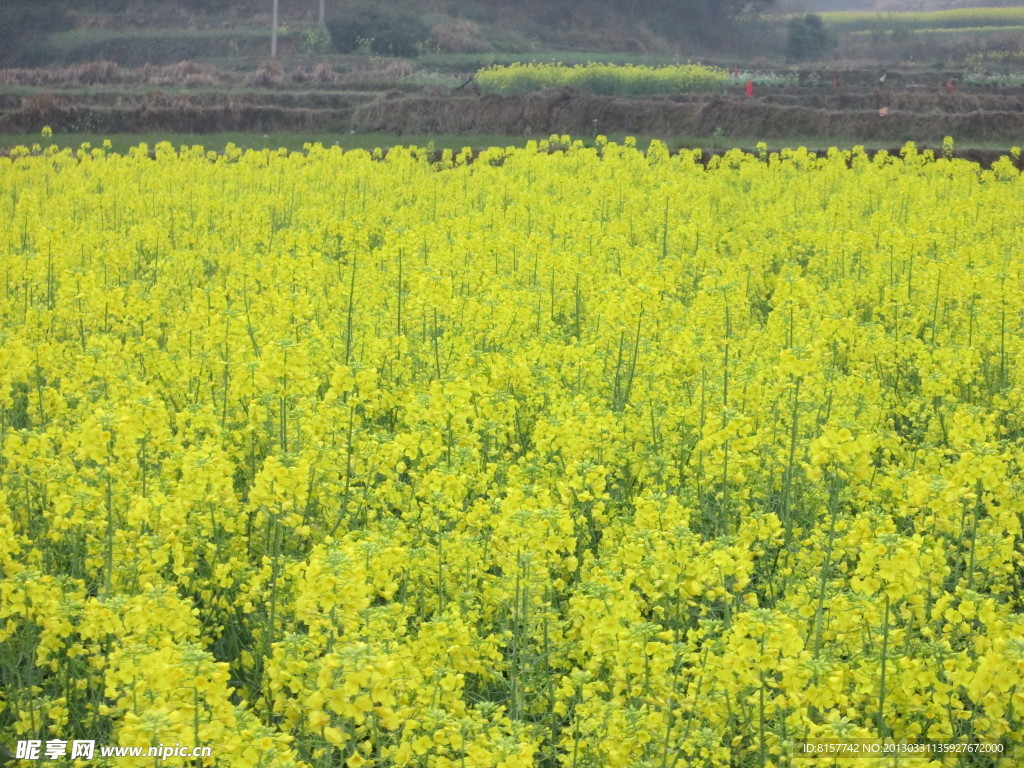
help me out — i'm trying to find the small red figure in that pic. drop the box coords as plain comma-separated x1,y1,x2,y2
945,78,955,93
745,80,754,97
833,77,838,88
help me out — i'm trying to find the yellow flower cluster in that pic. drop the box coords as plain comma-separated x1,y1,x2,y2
1,138,1022,767
476,62,729,95
815,5,1024,30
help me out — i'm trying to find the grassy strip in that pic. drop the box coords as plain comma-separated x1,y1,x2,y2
47,27,284,46
38,28,289,67
964,71,1024,87
849,24,1024,37
418,51,686,72
0,86,385,101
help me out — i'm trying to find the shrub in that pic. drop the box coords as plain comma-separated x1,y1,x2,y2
427,20,490,54
787,14,834,61
245,59,285,89
326,3,428,58
302,26,332,56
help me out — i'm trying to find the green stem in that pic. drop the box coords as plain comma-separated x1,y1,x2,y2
878,592,890,739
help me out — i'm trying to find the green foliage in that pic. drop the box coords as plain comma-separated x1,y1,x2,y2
326,3,429,58
786,14,834,62
301,26,332,56
964,70,1024,87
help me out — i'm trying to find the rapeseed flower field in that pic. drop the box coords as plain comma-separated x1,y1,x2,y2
1,137,1022,767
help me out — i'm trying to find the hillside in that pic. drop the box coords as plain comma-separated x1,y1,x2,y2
4,0,1023,70
1,0,760,68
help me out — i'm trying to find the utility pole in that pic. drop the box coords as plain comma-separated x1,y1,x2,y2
319,0,325,28
271,0,279,58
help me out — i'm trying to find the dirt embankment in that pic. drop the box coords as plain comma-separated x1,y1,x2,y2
0,93,347,134
3,74,1024,146
351,87,1024,143
0,60,419,134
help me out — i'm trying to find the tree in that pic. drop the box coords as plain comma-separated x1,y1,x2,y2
786,14,833,61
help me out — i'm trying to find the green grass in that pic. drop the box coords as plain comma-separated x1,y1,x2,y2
47,27,281,47
0,85,367,97
849,25,1024,38
964,70,1024,87
0,86,390,111
38,27,285,66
